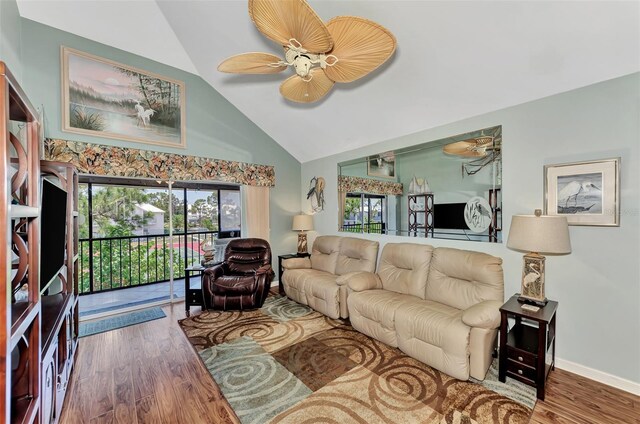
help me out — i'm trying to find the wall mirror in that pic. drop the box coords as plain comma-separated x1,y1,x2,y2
338,125,502,243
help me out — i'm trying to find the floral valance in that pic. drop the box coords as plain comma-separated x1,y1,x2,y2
338,175,403,196
43,139,275,187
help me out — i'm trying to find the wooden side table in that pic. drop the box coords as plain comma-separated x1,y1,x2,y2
184,265,205,317
278,253,311,295
499,295,558,400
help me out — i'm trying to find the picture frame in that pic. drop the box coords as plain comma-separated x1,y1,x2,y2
61,46,186,148
544,158,620,226
367,152,396,179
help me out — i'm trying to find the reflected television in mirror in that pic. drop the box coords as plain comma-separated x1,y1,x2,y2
338,125,502,243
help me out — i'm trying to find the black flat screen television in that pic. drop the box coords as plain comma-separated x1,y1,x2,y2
40,179,68,291
433,203,469,230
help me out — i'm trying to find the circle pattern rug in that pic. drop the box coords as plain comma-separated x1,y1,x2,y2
179,293,536,424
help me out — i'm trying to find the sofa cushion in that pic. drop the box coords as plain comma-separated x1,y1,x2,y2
335,237,379,275
426,247,504,311
396,300,471,380
306,277,342,319
283,268,335,306
310,236,342,274
378,243,433,299
348,290,423,347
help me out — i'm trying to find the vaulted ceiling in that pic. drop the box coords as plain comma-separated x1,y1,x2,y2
17,1,640,162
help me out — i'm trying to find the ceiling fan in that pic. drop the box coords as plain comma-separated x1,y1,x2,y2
442,136,499,158
218,0,397,103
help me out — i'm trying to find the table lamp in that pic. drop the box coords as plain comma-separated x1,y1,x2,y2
292,214,313,254
507,209,571,305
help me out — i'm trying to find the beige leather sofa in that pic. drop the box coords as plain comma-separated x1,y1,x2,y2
347,243,504,380
281,235,379,319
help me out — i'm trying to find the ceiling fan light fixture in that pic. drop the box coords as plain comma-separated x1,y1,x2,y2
219,0,397,103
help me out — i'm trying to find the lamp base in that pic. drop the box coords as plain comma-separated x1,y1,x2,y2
519,252,546,305
297,232,308,254
516,294,548,307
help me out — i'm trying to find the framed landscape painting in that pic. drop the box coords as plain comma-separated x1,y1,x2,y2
367,152,396,179
61,47,186,148
544,158,620,226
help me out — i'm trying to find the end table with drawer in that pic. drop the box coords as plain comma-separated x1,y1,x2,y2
277,253,311,295
184,265,211,317
499,295,558,400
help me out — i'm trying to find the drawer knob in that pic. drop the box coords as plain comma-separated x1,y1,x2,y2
518,356,524,361
517,369,523,375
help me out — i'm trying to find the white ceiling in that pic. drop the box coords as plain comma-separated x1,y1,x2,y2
17,1,640,163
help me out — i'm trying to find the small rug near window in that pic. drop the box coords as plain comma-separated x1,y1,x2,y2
179,294,536,424
79,307,166,337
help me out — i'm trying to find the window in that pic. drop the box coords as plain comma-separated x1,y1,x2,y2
343,193,387,234
220,189,241,236
77,177,241,294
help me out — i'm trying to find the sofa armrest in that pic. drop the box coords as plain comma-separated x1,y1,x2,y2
347,272,382,292
462,300,503,329
335,272,362,286
282,257,311,270
256,264,273,276
203,263,226,279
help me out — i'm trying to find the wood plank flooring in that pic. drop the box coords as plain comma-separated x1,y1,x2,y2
60,303,639,423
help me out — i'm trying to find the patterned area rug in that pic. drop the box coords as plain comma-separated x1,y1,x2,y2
79,307,166,337
179,293,536,424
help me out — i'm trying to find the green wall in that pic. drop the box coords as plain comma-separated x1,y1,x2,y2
11,16,301,263
0,0,23,82
303,73,640,385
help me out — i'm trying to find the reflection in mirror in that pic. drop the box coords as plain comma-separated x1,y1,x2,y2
338,126,502,243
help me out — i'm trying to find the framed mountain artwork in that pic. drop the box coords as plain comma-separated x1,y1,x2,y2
544,158,620,226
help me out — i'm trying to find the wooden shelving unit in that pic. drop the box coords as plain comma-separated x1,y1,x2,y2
1,61,42,424
39,161,79,424
408,193,434,237
488,188,502,243
2,62,79,424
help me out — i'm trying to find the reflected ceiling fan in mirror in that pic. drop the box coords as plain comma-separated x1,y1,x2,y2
442,136,502,177
218,0,397,103
442,136,498,158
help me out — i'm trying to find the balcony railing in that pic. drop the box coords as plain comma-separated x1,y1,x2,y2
79,230,217,294
341,222,386,234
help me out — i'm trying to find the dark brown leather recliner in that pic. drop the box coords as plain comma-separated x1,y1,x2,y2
202,238,274,310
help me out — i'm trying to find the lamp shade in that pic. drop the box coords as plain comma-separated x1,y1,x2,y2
292,214,313,231
507,214,571,254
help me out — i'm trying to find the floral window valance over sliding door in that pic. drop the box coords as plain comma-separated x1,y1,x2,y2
43,139,275,187
338,175,402,196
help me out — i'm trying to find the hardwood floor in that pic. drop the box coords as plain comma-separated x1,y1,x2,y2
60,303,239,424
61,303,639,423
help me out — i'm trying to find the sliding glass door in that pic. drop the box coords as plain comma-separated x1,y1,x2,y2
77,177,241,316
342,193,387,234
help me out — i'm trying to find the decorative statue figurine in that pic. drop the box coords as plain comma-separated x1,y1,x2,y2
409,175,431,194
200,239,217,267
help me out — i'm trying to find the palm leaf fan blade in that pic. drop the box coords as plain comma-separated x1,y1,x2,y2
249,0,333,53
280,68,334,103
218,53,287,74
324,16,396,83
443,141,487,157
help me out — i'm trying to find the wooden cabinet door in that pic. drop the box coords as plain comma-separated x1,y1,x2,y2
41,348,57,424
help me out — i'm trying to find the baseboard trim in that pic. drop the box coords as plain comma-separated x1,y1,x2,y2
555,357,640,395
270,280,279,288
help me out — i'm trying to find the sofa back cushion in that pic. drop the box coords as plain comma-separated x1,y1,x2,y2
378,243,433,299
335,237,379,275
426,247,504,310
310,236,342,274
